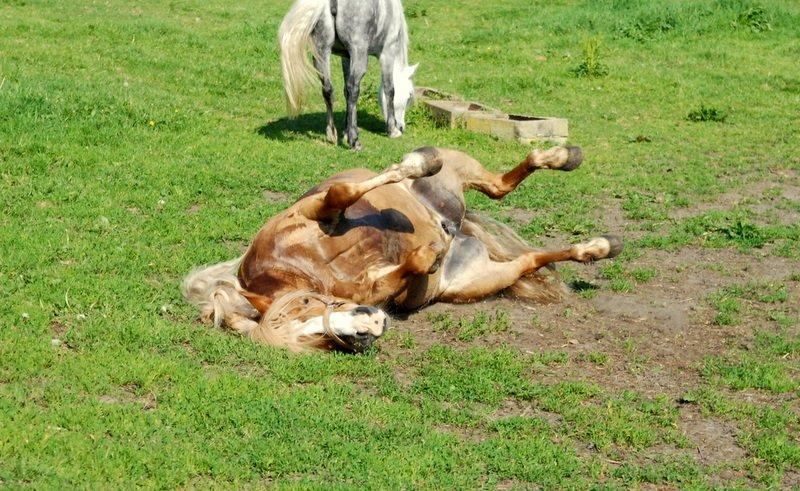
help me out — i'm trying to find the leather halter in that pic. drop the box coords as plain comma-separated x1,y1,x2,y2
265,290,351,348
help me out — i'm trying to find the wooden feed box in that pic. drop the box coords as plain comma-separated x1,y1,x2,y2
414,87,569,145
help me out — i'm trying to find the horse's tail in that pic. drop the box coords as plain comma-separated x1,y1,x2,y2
279,0,327,116
181,258,325,352
462,211,567,303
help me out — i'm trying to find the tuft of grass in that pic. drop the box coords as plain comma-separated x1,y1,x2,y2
571,38,609,78
576,351,609,365
701,355,799,393
768,311,796,329
687,104,728,122
617,11,678,42
630,267,657,283
428,310,512,341
622,191,669,221
731,5,772,32
709,290,742,325
600,262,636,292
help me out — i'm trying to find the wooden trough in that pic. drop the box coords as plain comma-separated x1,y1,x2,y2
414,87,568,145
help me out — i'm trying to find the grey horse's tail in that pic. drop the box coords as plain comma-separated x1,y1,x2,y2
279,0,327,115
462,211,567,303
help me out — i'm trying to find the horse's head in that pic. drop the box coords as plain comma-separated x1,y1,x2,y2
379,63,418,135
257,291,388,353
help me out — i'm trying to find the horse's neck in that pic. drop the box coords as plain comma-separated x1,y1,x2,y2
389,0,409,65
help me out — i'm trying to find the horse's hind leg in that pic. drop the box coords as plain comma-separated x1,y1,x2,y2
439,234,622,303
314,53,337,144
432,146,584,200
313,19,336,144
342,48,368,150
299,148,444,221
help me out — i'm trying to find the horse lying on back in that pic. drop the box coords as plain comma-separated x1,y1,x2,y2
183,146,622,352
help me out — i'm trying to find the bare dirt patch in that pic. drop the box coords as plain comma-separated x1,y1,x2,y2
263,189,293,203
98,384,157,411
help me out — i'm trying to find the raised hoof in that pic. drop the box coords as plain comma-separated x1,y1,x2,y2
421,156,444,177
398,150,443,179
573,235,624,262
601,234,624,259
559,146,583,171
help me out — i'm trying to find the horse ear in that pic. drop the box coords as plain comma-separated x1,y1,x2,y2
405,63,419,78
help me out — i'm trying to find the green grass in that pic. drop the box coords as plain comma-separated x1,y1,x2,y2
427,310,511,341
2,0,800,487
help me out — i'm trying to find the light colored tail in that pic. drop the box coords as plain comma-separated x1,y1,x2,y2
279,0,327,116
181,257,261,334
181,258,328,352
462,211,567,303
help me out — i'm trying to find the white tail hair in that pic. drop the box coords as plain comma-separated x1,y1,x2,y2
181,258,334,352
279,0,327,116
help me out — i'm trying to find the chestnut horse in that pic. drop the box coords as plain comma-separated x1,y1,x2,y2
183,146,622,352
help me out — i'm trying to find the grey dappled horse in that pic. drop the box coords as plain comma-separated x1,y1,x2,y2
279,0,418,150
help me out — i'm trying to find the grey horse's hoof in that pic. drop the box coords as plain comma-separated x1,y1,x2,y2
326,126,338,145
560,146,583,171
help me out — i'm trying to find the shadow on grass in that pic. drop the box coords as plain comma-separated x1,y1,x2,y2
570,279,599,293
256,110,387,143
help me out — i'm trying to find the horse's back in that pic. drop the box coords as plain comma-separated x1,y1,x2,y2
330,0,405,54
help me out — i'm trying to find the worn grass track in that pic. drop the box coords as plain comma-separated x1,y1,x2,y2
1,0,799,487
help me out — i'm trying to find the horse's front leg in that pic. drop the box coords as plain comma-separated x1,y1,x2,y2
298,148,444,221
379,56,400,138
342,50,368,150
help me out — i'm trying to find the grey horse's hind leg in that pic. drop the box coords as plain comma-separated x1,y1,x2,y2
341,49,368,150
313,18,336,144
379,55,400,138
314,52,337,145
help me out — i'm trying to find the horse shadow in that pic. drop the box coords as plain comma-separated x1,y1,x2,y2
256,110,387,143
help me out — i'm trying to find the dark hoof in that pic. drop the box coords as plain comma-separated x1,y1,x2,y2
337,333,377,353
560,146,583,171
601,234,624,258
424,157,444,177
414,147,444,176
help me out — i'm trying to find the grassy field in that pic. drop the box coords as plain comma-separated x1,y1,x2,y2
2,0,799,487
